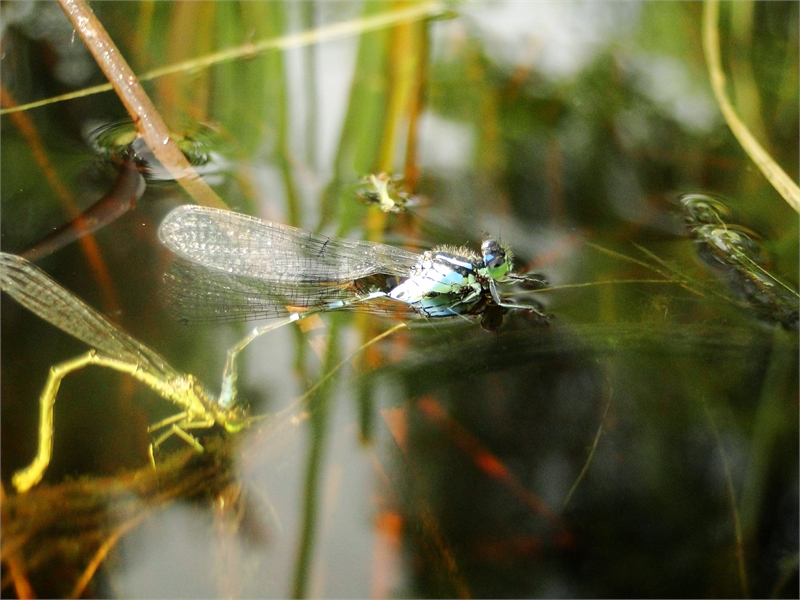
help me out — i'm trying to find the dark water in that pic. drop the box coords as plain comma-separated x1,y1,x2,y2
1,2,797,598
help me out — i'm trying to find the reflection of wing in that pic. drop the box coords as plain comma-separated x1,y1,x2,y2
159,205,420,283
163,260,420,324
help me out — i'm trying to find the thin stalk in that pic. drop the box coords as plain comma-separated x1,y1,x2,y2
702,0,799,211
701,398,749,598
291,321,342,599
563,379,614,510
2,2,447,117
57,0,226,209
403,19,429,191
302,0,319,171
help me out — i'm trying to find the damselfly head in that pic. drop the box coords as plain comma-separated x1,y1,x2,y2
679,193,732,227
481,239,513,280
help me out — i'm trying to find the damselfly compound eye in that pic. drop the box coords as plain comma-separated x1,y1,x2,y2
481,239,511,279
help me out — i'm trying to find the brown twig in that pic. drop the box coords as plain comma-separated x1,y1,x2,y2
21,158,145,263
57,0,227,209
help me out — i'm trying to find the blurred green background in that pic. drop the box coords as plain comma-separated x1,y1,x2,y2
1,1,797,597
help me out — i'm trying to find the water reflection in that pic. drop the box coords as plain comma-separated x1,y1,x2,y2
680,193,799,331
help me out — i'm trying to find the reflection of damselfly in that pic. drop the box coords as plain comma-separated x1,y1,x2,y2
679,193,799,330
0,252,248,493
159,205,549,406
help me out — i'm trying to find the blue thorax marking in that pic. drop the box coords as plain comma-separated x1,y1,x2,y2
388,246,492,317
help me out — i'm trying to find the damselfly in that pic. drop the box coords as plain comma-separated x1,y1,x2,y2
2,250,401,493
0,252,248,493
679,193,799,331
159,205,548,325
158,205,549,406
